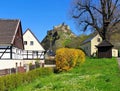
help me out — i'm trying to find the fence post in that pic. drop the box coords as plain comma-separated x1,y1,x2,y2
16,62,18,73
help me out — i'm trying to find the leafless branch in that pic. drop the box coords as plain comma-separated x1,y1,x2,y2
72,10,86,18
70,0,120,40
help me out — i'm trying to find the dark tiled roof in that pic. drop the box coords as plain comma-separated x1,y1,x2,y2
81,34,96,45
0,19,19,45
96,40,113,47
82,36,94,44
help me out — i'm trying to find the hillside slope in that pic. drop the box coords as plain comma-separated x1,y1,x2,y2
41,23,120,52
41,23,77,51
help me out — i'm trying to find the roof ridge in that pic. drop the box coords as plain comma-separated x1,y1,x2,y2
24,28,41,43
11,20,20,44
0,18,19,21
81,34,98,45
0,19,22,47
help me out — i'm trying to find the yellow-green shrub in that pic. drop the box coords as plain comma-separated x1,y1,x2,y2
0,68,53,91
0,77,5,91
55,48,85,72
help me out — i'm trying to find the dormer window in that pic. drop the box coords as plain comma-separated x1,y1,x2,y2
97,38,101,42
30,41,34,45
24,41,27,45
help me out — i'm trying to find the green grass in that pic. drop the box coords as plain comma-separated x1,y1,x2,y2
13,58,120,91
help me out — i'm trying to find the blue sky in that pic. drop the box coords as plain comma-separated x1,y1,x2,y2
0,0,81,41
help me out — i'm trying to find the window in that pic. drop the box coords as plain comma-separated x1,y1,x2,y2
97,38,101,42
16,49,19,54
33,51,38,58
30,41,34,45
33,51,38,55
24,41,27,45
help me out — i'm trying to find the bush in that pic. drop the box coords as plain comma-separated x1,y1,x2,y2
29,63,35,70
35,61,40,68
0,77,5,91
0,67,53,91
3,75,15,91
55,48,85,72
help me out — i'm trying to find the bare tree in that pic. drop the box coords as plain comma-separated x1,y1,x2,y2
70,0,120,40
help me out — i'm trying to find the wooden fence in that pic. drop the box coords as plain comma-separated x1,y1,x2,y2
0,67,25,76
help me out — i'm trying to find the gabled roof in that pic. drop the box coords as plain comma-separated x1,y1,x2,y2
23,28,45,51
0,19,20,45
23,28,41,44
82,36,94,44
96,40,113,47
81,34,97,45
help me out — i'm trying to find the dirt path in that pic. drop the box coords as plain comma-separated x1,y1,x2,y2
117,58,120,69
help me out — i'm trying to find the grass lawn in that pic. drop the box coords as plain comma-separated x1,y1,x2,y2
13,58,120,91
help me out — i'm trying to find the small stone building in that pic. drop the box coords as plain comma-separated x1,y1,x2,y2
81,34,118,57
96,40,113,58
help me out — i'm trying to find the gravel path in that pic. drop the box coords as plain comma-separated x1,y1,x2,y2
117,58,120,69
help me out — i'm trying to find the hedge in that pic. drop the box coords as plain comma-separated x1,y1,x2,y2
0,67,53,91
55,48,85,72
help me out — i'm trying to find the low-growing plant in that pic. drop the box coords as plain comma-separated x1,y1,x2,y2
35,59,40,68
55,48,85,72
29,63,35,70
0,67,53,91
0,77,5,91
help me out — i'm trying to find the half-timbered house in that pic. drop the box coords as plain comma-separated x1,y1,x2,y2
23,29,45,60
0,19,24,59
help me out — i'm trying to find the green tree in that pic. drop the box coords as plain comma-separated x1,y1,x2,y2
47,30,59,50
65,34,90,48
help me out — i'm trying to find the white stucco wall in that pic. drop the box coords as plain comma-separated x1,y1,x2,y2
112,48,118,57
23,30,45,51
0,49,10,59
22,50,44,59
0,60,23,70
12,47,23,59
23,29,45,59
0,46,23,59
23,59,44,65
91,34,102,56
0,59,45,70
